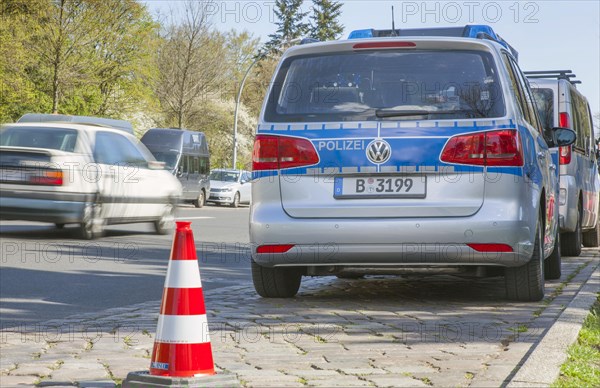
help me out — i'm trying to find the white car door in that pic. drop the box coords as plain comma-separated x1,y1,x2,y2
93,131,128,221
240,171,252,203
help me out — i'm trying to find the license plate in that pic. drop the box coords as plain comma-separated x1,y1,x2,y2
334,175,426,199
0,168,27,183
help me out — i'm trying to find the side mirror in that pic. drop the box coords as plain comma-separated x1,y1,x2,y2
552,127,576,147
176,166,183,177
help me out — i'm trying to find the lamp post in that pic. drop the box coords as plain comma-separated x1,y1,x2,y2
232,38,302,169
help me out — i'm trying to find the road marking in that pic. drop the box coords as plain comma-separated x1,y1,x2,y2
176,217,215,220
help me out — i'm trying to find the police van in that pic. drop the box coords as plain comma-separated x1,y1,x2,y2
250,25,576,301
526,71,600,255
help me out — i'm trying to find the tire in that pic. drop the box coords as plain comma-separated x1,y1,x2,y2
561,203,582,256
193,190,205,208
582,223,599,247
230,192,240,208
154,203,175,235
79,202,104,240
545,229,562,280
251,260,302,298
505,212,545,301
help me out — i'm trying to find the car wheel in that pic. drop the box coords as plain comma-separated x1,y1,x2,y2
505,210,545,301
561,203,582,256
193,190,205,208
154,203,175,235
79,202,104,240
230,192,240,208
545,229,561,280
251,260,302,298
582,223,599,247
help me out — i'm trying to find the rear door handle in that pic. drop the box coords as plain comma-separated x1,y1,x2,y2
549,164,557,171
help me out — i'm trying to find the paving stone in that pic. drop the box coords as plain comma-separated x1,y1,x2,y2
0,374,40,385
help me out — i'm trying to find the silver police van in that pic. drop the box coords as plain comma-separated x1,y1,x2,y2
250,25,576,301
527,71,600,255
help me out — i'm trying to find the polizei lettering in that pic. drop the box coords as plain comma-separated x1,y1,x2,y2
317,140,367,151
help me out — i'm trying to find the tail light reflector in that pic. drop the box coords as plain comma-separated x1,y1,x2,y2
440,130,523,167
467,243,513,252
256,244,295,254
253,135,319,171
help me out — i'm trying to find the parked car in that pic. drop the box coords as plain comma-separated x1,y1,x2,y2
0,121,182,238
207,169,252,207
250,25,576,301
527,71,600,254
141,128,210,208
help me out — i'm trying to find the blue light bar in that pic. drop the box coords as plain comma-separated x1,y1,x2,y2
347,24,518,60
348,29,373,39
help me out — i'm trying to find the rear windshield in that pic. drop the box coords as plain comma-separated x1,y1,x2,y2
141,131,183,151
531,88,554,130
0,126,78,152
265,50,505,122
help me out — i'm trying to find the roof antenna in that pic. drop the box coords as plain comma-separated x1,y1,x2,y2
391,6,397,36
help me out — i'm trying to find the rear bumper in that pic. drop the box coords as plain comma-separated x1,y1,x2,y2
250,202,535,268
0,190,92,224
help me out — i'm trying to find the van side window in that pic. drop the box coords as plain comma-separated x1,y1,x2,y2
502,53,529,123
199,157,209,175
509,57,543,131
571,91,591,154
193,157,199,174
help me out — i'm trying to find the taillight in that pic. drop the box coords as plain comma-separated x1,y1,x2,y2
559,146,572,165
558,112,571,165
559,112,570,128
440,130,523,167
253,135,319,171
29,170,64,186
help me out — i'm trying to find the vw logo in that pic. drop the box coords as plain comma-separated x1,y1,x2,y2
366,139,391,164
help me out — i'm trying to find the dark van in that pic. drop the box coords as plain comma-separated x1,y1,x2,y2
141,128,210,207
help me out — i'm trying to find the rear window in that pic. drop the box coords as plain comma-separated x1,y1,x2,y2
265,50,505,122
0,126,78,152
141,131,183,151
531,88,554,130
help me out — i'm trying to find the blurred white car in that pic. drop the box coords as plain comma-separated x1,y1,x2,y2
0,121,182,238
207,169,251,207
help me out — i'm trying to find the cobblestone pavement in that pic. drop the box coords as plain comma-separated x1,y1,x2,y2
1,249,598,387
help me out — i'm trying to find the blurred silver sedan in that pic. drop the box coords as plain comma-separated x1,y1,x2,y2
0,121,182,238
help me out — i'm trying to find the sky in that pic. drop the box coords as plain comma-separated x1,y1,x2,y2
143,0,600,132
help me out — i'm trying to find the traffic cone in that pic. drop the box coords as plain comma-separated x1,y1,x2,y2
149,221,215,377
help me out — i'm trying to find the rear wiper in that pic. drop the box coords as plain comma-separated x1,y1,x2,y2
375,109,475,118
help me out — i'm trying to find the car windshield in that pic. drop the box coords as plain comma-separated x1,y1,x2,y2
265,50,505,122
210,171,239,182
151,151,179,171
0,126,78,152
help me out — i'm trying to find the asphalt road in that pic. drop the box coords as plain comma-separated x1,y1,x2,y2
0,204,251,328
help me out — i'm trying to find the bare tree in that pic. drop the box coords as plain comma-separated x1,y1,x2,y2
154,1,225,128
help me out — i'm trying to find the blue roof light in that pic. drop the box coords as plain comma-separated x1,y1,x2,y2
348,29,373,39
347,24,518,60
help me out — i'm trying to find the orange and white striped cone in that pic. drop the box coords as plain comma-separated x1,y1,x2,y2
149,221,215,377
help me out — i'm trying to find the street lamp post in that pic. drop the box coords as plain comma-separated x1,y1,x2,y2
232,38,302,169
232,55,262,169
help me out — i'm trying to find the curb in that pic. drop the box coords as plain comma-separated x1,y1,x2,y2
507,261,599,387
